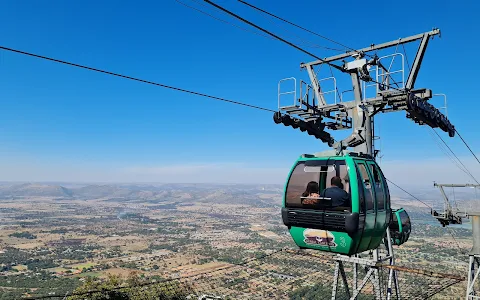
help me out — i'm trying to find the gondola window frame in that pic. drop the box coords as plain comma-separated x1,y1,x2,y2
356,161,375,211
354,166,367,214
284,159,352,211
368,162,386,211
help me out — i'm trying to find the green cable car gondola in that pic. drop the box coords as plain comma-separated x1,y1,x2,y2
281,150,392,255
389,208,411,246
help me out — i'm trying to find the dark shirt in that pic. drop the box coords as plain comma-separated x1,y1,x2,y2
320,186,349,207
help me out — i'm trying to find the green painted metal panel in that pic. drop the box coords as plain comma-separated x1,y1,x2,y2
289,226,354,255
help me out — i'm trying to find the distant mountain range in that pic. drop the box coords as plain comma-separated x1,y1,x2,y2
0,181,476,211
0,183,75,198
0,182,283,204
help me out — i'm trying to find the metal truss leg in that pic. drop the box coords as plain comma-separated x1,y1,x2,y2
371,248,383,299
339,262,351,299
387,267,394,299
332,261,340,300
332,261,351,300
370,268,382,300
353,257,358,292
372,268,382,299
393,270,400,300
350,268,374,300
332,234,399,300
385,228,400,300
466,255,480,299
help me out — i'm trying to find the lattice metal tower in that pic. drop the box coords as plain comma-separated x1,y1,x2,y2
432,183,480,300
274,29,455,299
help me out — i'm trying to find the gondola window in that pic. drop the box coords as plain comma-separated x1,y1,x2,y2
369,164,386,210
285,160,351,211
357,163,374,211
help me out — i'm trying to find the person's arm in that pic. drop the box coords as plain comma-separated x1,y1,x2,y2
302,193,319,205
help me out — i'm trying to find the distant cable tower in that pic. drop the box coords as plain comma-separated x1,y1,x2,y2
431,183,480,299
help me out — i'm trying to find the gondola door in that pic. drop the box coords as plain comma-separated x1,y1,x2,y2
366,161,389,246
354,160,377,252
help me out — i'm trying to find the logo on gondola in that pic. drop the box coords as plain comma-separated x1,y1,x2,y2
303,229,336,247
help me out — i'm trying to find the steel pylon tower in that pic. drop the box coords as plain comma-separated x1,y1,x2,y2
431,183,480,300
274,29,455,299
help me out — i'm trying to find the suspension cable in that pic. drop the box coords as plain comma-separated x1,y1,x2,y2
0,46,275,113
455,129,480,165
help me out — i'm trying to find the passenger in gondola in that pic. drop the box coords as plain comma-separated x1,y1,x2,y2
301,181,319,205
321,176,350,208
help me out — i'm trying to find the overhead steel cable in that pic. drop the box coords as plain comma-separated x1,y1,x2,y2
455,128,480,165
203,0,410,95
202,0,346,73
175,0,344,52
237,0,366,55
236,0,413,90
174,0,277,42
431,128,480,185
385,178,432,209
428,128,472,178
236,0,410,91
447,227,467,255
0,46,276,113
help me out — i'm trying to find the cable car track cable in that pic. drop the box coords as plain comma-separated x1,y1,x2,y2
202,0,346,72
237,0,414,92
431,128,480,185
174,0,277,42
447,227,467,255
203,0,409,95
174,0,344,52
385,178,432,209
236,0,408,91
428,128,472,179
455,129,480,165
0,46,276,113
236,0,367,56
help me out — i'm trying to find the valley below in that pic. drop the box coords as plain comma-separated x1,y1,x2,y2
0,182,473,299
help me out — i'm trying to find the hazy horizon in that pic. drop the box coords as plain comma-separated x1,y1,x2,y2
1,155,479,188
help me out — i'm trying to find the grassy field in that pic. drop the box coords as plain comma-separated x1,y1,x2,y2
48,267,70,273
74,271,102,278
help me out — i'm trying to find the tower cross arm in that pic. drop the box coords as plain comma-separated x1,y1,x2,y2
300,29,440,68
434,183,480,188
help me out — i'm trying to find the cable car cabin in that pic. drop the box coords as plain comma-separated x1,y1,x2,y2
281,150,391,255
389,208,411,246
431,209,463,227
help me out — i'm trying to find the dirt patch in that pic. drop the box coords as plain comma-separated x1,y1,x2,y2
102,268,142,278
13,242,44,249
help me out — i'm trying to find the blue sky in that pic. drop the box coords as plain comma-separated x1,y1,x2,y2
0,0,479,186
